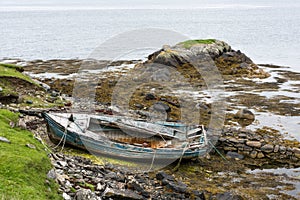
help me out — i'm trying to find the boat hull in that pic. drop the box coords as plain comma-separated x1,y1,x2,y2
44,113,208,163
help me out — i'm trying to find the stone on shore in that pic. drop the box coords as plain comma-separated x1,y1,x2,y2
234,109,255,120
0,136,11,143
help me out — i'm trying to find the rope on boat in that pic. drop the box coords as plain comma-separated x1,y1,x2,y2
148,149,157,171
172,142,189,172
53,121,70,152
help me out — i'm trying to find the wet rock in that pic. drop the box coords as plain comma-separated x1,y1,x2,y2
260,144,274,153
156,171,174,181
103,188,143,200
153,102,171,112
246,141,262,148
26,100,33,104
0,136,10,143
164,180,187,193
145,93,156,100
226,151,244,160
234,109,255,120
74,189,100,200
216,192,243,200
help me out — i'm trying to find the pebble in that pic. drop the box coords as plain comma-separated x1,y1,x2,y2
26,143,36,149
0,136,11,143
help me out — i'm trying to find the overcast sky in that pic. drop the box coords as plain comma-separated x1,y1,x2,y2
0,0,295,10
0,0,284,8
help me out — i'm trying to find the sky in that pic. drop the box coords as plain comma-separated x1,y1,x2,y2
0,0,296,10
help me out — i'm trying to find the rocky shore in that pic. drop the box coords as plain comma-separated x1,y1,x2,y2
1,39,300,199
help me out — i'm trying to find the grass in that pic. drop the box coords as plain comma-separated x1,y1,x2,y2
0,109,62,200
0,63,36,85
178,39,216,49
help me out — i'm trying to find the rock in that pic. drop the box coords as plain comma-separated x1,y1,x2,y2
26,143,36,149
63,192,71,200
0,87,2,92
127,180,144,194
26,100,33,104
134,103,143,109
51,90,59,97
18,119,27,129
226,151,244,160
9,121,15,128
75,189,100,200
96,182,105,191
156,171,174,181
192,190,206,200
292,147,300,154
164,180,187,193
249,151,258,158
235,109,255,120
153,102,171,112
246,141,262,148
257,152,265,159
103,188,143,200
228,138,239,143
57,160,68,168
104,171,117,180
274,145,280,153
145,93,156,100
216,192,243,200
260,144,274,153
223,146,237,151
47,169,57,180
0,136,11,143
279,146,286,153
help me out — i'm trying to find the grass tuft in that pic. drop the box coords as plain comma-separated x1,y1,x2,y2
178,39,216,49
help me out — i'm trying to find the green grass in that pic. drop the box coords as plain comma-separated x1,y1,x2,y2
0,63,24,72
0,63,36,85
0,109,62,200
178,39,216,49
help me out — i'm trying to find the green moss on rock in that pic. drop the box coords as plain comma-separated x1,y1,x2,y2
178,39,216,49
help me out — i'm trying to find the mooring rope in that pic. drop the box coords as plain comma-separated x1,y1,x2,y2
172,142,189,172
208,140,227,161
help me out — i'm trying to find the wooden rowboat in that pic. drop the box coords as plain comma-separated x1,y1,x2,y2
43,113,209,164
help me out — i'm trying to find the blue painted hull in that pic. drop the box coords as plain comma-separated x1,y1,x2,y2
44,113,208,162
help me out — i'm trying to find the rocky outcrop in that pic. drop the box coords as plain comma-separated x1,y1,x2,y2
147,39,269,78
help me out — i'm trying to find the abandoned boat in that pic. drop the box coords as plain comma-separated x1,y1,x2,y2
43,112,209,162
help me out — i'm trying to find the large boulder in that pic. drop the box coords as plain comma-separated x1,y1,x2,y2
147,39,268,78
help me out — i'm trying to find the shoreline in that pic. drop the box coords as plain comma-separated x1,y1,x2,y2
1,40,299,199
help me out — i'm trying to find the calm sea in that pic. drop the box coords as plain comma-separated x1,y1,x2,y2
0,0,300,71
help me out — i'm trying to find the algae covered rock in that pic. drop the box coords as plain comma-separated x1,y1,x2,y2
147,39,268,78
